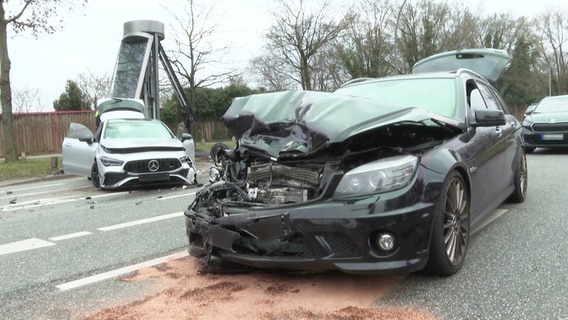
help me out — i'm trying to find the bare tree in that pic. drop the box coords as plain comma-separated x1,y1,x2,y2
255,0,353,91
165,0,233,111
12,86,42,113
337,0,396,79
0,0,87,162
534,8,568,95
76,70,110,110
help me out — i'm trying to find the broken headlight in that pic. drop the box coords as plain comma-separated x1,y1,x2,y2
333,155,418,197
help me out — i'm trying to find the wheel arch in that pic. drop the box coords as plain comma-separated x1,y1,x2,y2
421,149,472,206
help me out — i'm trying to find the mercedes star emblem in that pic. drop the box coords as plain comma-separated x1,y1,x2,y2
148,160,160,172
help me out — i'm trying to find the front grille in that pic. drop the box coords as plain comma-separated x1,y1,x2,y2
532,123,568,132
104,172,128,186
124,158,181,173
324,233,360,257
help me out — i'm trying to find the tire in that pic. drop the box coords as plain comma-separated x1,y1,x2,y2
525,147,535,153
425,171,470,276
210,142,229,164
507,151,527,203
91,163,101,188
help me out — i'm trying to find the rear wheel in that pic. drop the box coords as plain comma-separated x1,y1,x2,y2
91,163,101,188
507,151,527,203
425,171,470,276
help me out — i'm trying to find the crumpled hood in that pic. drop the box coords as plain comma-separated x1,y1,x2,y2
222,90,454,158
101,138,184,153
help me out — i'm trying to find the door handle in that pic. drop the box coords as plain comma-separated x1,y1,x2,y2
495,128,503,137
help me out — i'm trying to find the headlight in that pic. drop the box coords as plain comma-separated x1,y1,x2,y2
100,156,124,167
209,167,222,182
522,118,533,127
333,155,418,198
179,156,190,163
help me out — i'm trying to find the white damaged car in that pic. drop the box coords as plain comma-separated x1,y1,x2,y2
62,98,197,190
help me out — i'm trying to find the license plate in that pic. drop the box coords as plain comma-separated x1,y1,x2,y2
139,173,169,182
541,134,564,140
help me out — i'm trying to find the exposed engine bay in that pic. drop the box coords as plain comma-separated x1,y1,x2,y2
192,120,460,216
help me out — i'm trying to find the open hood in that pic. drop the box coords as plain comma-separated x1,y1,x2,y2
412,48,510,82
98,98,146,121
222,91,453,158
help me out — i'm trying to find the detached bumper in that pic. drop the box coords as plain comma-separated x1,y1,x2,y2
185,199,435,275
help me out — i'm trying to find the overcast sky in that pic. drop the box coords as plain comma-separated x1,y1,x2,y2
7,0,568,112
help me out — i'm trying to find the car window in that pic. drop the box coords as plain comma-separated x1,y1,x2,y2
335,78,461,120
477,82,503,111
535,96,568,113
104,120,174,139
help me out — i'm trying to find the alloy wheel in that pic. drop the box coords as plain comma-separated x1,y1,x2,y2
443,177,470,266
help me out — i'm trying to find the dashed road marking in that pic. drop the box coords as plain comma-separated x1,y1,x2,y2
0,238,55,256
0,191,129,212
0,185,91,200
0,183,65,194
49,231,93,241
158,192,196,201
97,212,184,231
56,251,189,291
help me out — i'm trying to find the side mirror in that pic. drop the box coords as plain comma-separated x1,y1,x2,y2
79,136,95,145
472,109,505,127
181,133,193,142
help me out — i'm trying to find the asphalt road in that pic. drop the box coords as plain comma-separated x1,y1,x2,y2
0,150,566,320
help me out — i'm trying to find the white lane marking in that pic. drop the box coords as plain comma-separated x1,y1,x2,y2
49,231,93,241
0,192,129,212
472,208,509,235
0,185,91,200
0,183,64,194
158,192,196,201
0,238,55,256
97,212,184,231
56,251,189,291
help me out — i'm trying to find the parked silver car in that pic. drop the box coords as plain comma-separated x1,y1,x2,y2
62,98,197,189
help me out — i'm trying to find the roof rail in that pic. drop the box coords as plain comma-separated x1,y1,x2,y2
340,77,375,87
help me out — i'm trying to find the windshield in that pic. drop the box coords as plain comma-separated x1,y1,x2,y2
335,78,461,120
104,120,174,139
535,96,568,113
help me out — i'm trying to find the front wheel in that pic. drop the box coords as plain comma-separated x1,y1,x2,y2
91,163,101,188
525,147,535,153
425,171,470,276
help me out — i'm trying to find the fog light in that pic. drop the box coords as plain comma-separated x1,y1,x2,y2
376,233,396,251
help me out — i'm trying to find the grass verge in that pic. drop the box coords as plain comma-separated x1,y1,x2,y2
0,157,63,182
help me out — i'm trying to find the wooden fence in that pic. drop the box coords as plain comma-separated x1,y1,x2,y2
0,111,230,158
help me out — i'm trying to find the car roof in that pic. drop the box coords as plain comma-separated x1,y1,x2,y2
338,68,482,89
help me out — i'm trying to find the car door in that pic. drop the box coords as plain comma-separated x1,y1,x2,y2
476,82,518,191
487,85,520,188
465,85,508,218
62,123,98,177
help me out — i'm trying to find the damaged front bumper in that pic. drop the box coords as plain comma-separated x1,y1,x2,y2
184,198,435,275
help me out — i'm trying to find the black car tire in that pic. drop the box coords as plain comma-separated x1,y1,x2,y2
525,147,535,153
210,142,229,164
425,171,470,276
507,151,528,203
91,163,101,188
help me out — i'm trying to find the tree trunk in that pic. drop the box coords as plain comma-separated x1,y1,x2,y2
0,5,18,162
